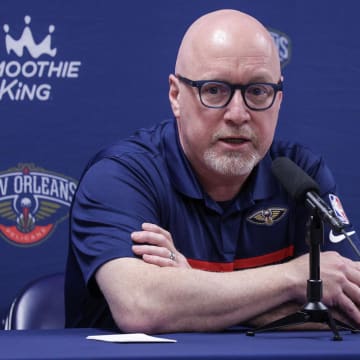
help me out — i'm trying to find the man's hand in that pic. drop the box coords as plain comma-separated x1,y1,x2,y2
285,251,360,326
131,223,191,268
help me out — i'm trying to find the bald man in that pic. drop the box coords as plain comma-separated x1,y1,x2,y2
65,9,360,333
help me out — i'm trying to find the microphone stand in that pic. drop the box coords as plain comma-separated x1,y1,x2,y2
246,207,359,340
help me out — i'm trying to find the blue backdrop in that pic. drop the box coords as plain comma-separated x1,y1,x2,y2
0,0,359,321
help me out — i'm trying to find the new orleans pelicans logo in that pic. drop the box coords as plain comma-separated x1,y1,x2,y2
0,164,77,246
247,207,287,226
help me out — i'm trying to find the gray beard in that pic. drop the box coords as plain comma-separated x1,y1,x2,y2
203,149,260,176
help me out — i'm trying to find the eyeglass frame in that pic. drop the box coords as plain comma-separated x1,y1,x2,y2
176,74,283,111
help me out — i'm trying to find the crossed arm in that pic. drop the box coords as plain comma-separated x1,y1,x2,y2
95,223,360,334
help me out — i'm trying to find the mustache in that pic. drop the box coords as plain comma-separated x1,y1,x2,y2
212,128,255,141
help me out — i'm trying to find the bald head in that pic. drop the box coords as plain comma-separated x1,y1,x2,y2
175,9,281,80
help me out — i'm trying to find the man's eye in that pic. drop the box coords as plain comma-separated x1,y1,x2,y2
203,83,228,95
202,84,222,95
249,87,265,95
247,85,271,96
208,86,220,94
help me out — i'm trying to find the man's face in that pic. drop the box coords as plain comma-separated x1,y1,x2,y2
172,57,282,180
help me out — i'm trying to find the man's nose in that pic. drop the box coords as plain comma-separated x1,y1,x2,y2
224,90,251,122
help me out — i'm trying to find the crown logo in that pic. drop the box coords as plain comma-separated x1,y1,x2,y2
3,15,57,59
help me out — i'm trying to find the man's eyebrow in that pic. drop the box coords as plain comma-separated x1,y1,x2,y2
246,75,275,83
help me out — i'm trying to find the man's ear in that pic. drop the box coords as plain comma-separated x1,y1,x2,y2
278,75,284,106
169,74,180,118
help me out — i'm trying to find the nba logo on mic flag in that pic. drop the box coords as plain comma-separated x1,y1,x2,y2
329,194,349,225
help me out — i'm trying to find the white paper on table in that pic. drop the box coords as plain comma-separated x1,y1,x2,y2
86,333,177,343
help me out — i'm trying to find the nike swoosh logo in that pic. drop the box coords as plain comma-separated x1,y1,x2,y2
329,230,356,243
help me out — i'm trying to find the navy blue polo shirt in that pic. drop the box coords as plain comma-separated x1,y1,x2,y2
65,118,358,329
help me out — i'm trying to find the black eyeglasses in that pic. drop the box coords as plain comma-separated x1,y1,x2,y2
176,75,283,111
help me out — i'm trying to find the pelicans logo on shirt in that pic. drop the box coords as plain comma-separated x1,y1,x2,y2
247,207,287,226
0,163,77,246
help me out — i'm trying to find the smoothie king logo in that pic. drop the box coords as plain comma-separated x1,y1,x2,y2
0,164,77,246
269,28,292,68
0,15,81,101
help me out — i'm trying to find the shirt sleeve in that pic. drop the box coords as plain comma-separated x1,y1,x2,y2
70,156,161,288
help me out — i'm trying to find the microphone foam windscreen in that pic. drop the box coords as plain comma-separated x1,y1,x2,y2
271,157,320,201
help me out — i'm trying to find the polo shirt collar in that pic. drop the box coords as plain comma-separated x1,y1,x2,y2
221,153,277,214
164,119,204,199
250,151,278,202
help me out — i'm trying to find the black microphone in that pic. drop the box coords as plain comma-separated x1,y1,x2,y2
271,157,344,232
